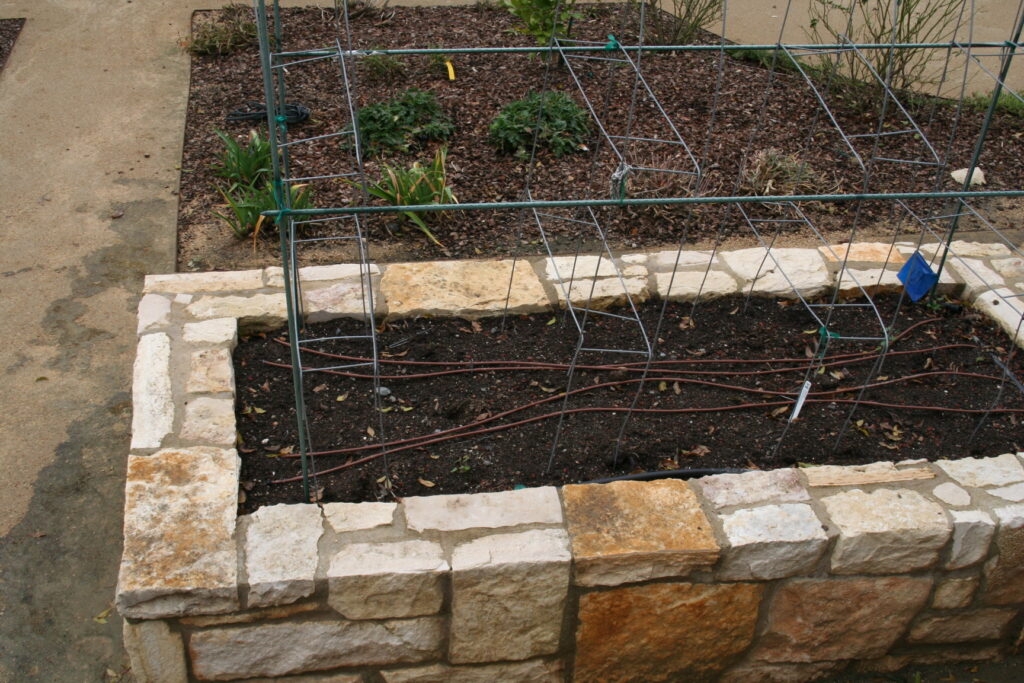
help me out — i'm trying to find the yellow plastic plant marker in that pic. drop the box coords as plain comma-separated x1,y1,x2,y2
444,59,455,81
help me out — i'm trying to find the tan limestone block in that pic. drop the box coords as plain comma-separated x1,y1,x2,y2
403,486,562,533
973,289,1024,345
992,257,1024,280
835,268,904,297
302,280,383,322
908,608,1019,643
117,448,240,618
983,504,1024,605
183,318,238,346
180,396,236,448
189,618,444,680
654,269,738,301
186,348,235,394
122,619,188,683
932,576,979,609
563,480,719,587
719,661,848,683
323,501,397,533
144,269,264,295
574,582,763,682
695,469,809,509
752,577,932,662
186,293,288,333
265,263,380,288
936,453,1024,488
381,259,550,319
557,275,649,310
178,602,319,628
380,659,563,682
819,242,907,266
449,529,571,664
719,247,830,298
804,461,934,487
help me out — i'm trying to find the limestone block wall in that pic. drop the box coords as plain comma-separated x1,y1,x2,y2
119,241,1024,681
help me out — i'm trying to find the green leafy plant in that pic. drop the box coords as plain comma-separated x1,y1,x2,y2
356,89,454,155
362,51,407,83
741,148,825,196
807,0,964,97
213,129,272,189
362,147,457,246
638,0,723,45
503,0,578,47
489,91,591,158
187,3,257,56
215,183,313,240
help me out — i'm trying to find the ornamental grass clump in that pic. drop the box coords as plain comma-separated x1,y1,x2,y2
211,129,313,240
361,147,457,247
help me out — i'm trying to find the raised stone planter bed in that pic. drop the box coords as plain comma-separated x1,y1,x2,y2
119,242,1024,681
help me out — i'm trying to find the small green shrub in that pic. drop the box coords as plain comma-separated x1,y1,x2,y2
357,89,454,155
215,183,313,240
966,91,1024,118
806,0,964,97
489,91,591,158
188,3,257,56
362,147,457,246
213,129,272,189
503,0,578,47
362,52,407,83
639,0,722,45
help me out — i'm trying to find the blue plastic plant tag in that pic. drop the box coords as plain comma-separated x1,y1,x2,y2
897,251,939,302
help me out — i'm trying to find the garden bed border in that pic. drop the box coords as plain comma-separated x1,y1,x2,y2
118,240,1024,681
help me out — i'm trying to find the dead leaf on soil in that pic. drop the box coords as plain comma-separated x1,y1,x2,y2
366,426,376,437
681,444,711,457
418,478,436,487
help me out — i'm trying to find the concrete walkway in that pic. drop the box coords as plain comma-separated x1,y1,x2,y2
0,1,204,679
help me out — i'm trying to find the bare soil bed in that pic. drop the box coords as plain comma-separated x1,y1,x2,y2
0,18,24,71
180,4,1024,272
234,294,1024,511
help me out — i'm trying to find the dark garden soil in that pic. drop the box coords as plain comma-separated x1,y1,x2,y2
235,294,1024,511
0,18,24,72
180,4,1024,272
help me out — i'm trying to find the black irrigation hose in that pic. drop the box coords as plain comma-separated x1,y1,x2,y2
583,468,749,484
227,101,311,124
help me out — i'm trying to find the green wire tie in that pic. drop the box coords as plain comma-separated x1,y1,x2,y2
817,326,840,358
604,34,619,51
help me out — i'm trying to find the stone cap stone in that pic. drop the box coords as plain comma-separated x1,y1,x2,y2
403,487,563,533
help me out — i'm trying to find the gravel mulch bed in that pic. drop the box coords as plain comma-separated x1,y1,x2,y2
179,4,1024,271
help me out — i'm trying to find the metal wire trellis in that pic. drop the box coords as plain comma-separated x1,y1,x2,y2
252,0,1024,497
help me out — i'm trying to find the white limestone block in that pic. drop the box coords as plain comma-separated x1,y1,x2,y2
328,540,447,619
131,333,174,451
822,488,950,574
449,529,571,663
718,504,828,580
245,504,323,608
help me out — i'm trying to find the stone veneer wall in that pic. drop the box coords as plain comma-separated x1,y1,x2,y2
118,241,1024,682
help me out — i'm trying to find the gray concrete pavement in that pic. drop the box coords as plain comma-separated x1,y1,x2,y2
0,1,193,679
